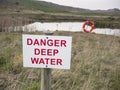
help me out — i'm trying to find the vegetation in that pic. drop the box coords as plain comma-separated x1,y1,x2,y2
0,0,120,30
0,31,120,90
0,0,120,90
4,0,69,13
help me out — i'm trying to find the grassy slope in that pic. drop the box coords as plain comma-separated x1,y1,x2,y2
0,0,119,29
0,32,120,90
7,0,69,13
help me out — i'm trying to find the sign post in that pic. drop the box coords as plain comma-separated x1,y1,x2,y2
22,32,72,90
41,31,53,90
41,68,51,90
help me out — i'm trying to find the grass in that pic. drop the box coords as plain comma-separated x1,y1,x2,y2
7,0,69,13
0,31,120,90
0,14,120,31
0,0,120,29
0,0,119,29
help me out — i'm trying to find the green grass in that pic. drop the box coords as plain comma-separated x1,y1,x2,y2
0,31,120,90
7,0,69,13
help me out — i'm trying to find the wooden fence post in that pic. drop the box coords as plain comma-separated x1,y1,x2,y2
41,68,51,90
41,31,53,90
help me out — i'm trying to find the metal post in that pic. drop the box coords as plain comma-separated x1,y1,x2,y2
41,30,54,90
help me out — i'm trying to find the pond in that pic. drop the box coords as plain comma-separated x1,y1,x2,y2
21,22,120,36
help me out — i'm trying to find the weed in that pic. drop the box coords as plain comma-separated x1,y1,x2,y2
0,32,120,90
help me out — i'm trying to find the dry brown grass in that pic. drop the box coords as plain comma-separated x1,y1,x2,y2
0,31,120,90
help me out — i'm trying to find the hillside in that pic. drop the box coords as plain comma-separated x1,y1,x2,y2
0,31,120,90
0,0,120,14
0,0,120,30
0,0,71,13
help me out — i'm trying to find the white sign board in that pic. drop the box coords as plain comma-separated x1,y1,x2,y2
22,34,72,69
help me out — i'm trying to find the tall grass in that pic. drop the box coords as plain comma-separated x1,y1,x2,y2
52,32,120,90
0,16,32,32
0,31,120,90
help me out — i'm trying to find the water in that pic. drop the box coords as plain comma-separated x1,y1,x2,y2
21,22,120,36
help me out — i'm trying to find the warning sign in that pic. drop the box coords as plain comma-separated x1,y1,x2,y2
22,34,72,69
